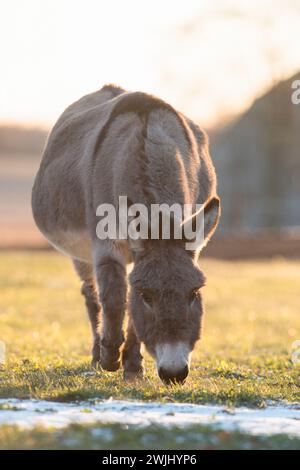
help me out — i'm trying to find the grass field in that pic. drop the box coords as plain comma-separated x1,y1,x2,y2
0,251,299,449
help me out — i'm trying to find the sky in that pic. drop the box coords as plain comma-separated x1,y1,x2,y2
0,0,300,128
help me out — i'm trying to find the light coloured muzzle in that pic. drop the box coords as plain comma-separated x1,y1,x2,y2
156,342,191,384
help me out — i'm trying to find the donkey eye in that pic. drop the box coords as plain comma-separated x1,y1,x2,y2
140,290,153,308
188,289,200,306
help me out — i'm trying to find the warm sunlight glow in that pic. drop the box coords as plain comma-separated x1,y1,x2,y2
1,0,300,128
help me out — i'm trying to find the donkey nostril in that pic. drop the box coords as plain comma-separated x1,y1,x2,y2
175,365,189,383
158,365,189,385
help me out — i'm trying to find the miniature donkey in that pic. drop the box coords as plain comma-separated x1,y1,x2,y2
32,85,220,384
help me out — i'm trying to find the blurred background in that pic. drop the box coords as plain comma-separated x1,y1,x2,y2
0,0,299,258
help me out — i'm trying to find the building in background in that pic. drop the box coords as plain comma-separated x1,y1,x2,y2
211,73,300,234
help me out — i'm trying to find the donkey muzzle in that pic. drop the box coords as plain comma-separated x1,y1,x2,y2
155,342,191,385
158,364,189,384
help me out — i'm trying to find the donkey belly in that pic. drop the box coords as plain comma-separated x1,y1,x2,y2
44,228,93,263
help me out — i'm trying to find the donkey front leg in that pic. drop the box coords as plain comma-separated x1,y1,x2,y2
73,259,101,368
95,257,127,371
122,318,144,380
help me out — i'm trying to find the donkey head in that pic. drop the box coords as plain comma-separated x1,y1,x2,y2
128,196,220,384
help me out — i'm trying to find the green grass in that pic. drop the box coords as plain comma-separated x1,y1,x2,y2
0,251,299,406
0,251,300,449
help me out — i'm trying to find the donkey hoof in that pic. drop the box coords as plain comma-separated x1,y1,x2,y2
123,370,144,381
100,343,121,371
100,349,120,371
100,358,120,372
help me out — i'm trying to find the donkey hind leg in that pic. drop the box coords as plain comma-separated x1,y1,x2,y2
122,318,144,380
73,259,101,368
95,258,127,372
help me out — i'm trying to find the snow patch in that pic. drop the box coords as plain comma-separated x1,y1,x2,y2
0,399,299,437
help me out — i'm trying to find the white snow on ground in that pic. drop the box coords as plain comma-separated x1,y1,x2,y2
0,399,299,437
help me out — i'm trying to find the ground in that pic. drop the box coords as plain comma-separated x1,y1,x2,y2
0,251,299,449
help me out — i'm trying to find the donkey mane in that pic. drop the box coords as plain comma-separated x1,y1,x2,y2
92,88,195,204
100,83,126,97
93,90,196,161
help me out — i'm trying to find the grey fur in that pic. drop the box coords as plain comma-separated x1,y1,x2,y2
32,85,220,383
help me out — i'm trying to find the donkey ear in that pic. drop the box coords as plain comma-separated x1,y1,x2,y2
203,196,221,244
182,196,221,252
